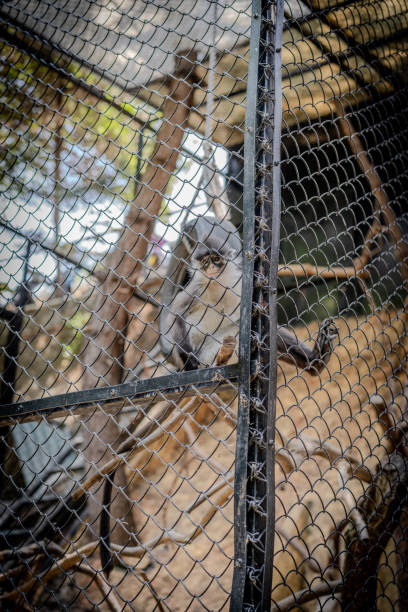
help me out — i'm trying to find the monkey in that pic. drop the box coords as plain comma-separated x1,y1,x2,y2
161,216,338,373
166,222,242,369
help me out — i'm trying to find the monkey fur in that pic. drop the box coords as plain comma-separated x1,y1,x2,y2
164,216,337,373
166,220,242,369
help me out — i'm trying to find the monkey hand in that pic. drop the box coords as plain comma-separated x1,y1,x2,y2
215,336,237,366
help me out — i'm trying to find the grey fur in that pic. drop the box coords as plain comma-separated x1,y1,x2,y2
160,216,337,372
162,216,242,369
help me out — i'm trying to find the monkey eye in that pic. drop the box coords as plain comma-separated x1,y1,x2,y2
211,255,222,265
200,255,210,268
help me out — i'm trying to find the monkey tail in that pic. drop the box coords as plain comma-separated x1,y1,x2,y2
99,468,116,577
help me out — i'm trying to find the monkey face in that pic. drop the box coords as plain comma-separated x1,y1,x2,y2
196,250,225,278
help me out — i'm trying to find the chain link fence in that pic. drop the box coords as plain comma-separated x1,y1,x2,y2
0,0,407,610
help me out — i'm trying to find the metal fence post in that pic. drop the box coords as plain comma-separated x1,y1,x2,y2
231,0,261,608
231,1,283,609
262,0,284,609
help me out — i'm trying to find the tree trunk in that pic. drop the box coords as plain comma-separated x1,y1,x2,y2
80,51,196,545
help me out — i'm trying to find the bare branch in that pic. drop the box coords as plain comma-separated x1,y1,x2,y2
75,567,123,612
270,579,343,612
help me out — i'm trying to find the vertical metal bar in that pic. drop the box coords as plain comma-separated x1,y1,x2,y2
233,0,283,607
245,0,275,604
230,0,261,609
232,0,283,608
262,0,284,609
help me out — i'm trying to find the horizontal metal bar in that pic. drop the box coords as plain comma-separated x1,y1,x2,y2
0,363,240,421
0,382,236,426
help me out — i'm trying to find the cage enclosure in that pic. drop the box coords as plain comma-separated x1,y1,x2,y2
0,0,408,610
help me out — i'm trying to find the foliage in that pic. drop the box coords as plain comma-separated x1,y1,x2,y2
62,310,90,358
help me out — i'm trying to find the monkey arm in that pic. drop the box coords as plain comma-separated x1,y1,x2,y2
167,287,200,370
173,314,200,370
277,319,338,375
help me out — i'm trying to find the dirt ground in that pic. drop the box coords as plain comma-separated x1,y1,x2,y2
7,306,408,611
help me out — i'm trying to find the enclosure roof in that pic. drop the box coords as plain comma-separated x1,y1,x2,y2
1,0,253,88
1,0,407,146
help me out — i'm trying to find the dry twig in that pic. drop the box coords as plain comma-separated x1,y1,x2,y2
75,566,123,612
72,396,198,501
278,263,369,279
276,525,320,573
280,434,373,483
271,579,343,612
184,421,230,474
332,99,408,282
337,461,369,541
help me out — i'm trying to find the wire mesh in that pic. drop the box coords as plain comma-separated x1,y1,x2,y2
0,0,408,610
267,0,408,610
0,0,248,609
